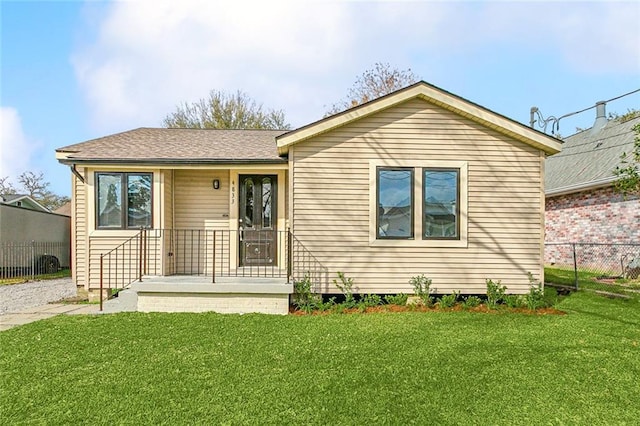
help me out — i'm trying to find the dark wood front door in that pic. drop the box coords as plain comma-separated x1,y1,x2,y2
239,175,277,266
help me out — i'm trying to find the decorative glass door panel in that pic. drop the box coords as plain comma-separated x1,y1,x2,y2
238,175,277,266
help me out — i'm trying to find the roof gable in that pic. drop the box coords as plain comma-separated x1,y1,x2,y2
276,81,562,155
1,194,50,212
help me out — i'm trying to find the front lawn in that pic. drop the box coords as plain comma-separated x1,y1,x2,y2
1,292,639,424
545,266,639,294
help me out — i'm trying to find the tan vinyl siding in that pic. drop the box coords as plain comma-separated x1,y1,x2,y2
173,170,230,274
174,170,229,229
72,169,87,288
292,98,543,294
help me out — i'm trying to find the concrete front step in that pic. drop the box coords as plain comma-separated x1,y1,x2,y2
132,277,292,315
102,289,138,313
100,276,293,315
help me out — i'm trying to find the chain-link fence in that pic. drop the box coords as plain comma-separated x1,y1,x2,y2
545,243,640,296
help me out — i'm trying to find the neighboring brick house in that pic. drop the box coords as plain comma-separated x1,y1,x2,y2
544,103,639,265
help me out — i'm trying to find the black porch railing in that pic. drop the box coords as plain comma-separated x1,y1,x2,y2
99,228,328,309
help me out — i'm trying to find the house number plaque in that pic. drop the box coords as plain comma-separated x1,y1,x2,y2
231,180,235,204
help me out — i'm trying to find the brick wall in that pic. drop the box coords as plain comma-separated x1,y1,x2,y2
545,186,639,244
545,186,639,267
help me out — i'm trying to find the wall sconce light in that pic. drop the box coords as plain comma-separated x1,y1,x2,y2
212,179,220,190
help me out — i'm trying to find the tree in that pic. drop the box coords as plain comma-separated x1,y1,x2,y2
18,171,51,199
0,176,17,196
325,62,419,116
0,171,70,211
163,90,290,130
614,122,640,198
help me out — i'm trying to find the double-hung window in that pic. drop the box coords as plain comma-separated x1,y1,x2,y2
96,172,152,229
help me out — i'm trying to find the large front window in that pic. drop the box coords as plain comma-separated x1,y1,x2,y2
377,167,414,239
96,172,152,229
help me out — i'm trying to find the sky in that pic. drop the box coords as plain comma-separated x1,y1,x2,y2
1,0,639,197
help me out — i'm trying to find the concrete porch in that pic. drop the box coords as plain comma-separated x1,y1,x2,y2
104,275,293,315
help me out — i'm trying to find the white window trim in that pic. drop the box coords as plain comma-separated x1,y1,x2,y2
369,159,468,248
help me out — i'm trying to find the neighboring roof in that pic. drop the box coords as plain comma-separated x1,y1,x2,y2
1,194,25,203
545,115,640,196
56,128,288,164
0,194,50,212
276,81,563,156
53,201,72,216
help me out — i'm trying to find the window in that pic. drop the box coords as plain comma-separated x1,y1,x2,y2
377,167,414,239
369,160,467,247
423,168,459,239
96,172,152,229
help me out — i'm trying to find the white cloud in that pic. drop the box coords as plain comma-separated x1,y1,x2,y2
72,0,639,133
0,107,37,181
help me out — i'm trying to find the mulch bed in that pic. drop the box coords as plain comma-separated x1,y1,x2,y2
290,304,565,316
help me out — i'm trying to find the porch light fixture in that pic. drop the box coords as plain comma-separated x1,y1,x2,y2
213,179,220,190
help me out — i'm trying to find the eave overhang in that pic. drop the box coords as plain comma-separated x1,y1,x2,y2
276,81,562,156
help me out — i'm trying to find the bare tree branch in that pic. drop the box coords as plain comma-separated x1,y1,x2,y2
325,63,419,116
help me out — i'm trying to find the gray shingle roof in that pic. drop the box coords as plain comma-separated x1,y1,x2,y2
545,116,639,194
1,194,28,202
56,128,288,163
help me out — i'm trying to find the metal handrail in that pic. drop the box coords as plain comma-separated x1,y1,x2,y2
99,229,144,311
98,228,330,309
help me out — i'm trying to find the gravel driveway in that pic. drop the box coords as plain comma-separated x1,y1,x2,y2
0,278,77,315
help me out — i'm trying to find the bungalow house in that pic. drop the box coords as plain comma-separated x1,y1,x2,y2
56,82,561,314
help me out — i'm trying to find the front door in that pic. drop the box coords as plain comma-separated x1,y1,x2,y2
239,175,277,266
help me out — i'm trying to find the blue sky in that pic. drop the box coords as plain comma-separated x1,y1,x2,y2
2,0,639,197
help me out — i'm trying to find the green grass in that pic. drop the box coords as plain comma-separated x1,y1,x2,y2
544,266,600,287
1,292,639,425
545,266,638,294
0,268,71,286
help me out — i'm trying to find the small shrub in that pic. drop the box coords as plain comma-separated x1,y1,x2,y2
462,295,482,309
438,291,459,308
384,293,409,306
525,284,546,310
293,274,320,313
525,272,549,310
410,274,434,306
486,279,506,309
361,294,382,308
316,297,336,312
332,303,346,314
504,294,526,309
333,271,356,308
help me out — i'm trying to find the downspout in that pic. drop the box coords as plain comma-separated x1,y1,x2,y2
70,164,85,183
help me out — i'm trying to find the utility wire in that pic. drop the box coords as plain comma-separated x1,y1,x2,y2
531,88,640,134
556,88,640,122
